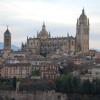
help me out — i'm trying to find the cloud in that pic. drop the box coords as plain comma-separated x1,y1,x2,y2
90,40,100,50
0,0,100,50
90,33,100,40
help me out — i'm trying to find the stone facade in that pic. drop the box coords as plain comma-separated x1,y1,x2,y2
0,90,67,100
0,63,32,78
22,23,75,57
4,27,11,51
76,9,89,54
40,63,59,80
22,9,89,56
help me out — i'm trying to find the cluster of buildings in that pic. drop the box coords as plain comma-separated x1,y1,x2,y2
0,9,93,80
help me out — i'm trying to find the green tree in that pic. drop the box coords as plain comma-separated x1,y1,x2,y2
12,77,16,89
81,79,92,94
56,74,74,93
71,76,81,93
32,70,40,76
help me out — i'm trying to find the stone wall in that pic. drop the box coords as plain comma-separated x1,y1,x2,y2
0,90,67,100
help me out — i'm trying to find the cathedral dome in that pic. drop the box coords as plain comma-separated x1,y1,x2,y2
39,28,48,36
38,22,49,39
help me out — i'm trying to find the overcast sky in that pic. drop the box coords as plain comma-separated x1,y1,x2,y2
0,0,100,50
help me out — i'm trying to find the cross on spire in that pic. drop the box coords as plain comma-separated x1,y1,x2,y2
42,22,46,30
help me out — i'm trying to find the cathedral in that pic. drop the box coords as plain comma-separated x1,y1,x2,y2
22,23,76,57
3,9,89,57
21,9,89,57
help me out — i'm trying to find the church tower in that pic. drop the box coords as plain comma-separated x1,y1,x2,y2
76,9,89,54
4,26,11,50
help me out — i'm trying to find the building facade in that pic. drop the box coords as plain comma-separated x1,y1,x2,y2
40,63,59,80
0,63,32,78
22,23,76,56
76,9,89,54
22,9,89,56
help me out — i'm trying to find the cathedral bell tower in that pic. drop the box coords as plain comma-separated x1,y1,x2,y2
4,26,11,50
76,9,89,54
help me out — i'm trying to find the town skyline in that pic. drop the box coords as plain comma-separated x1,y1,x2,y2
0,0,100,50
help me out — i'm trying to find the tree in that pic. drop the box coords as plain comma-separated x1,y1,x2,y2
56,74,74,93
81,79,92,94
12,77,16,89
32,70,40,76
71,76,81,93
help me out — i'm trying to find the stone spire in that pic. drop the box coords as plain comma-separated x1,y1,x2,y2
82,8,85,15
27,36,28,42
77,18,78,22
67,32,69,38
49,32,51,38
42,22,46,31
88,18,89,26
